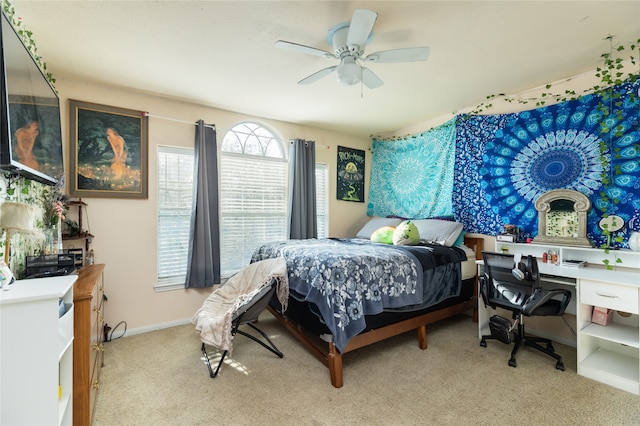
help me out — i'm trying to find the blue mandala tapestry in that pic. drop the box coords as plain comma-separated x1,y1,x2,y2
368,118,456,219
453,79,640,247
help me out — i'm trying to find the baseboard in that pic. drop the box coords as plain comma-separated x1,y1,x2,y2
121,318,193,337
526,326,577,348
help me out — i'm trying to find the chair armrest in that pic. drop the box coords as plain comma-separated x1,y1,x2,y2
522,288,571,316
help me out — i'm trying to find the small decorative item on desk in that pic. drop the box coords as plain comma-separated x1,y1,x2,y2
592,306,613,326
85,249,95,266
497,224,520,242
561,259,586,268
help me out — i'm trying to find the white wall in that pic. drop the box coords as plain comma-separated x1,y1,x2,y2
56,79,371,334
384,70,605,137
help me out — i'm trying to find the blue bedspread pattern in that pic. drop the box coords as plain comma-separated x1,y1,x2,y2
251,238,466,352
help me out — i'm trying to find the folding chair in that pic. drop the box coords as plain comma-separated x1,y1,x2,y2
201,278,284,378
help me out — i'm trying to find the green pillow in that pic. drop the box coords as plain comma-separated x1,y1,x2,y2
371,226,395,244
392,220,420,246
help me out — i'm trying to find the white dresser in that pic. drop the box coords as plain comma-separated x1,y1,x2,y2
0,274,78,425
480,242,640,395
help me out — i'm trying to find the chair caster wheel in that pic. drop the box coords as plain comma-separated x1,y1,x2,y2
556,361,565,371
480,339,487,348
508,359,517,368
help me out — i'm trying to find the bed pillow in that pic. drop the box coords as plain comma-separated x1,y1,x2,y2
454,230,467,247
356,217,402,239
371,226,395,244
412,219,464,247
392,220,420,246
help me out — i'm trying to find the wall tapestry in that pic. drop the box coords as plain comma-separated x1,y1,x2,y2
453,79,640,247
368,117,456,219
337,145,365,202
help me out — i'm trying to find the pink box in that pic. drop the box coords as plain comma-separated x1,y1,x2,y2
592,306,613,326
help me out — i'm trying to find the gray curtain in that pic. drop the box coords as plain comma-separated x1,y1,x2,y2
185,120,220,288
288,138,317,239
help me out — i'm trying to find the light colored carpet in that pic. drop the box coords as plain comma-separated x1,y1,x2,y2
93,313,640,425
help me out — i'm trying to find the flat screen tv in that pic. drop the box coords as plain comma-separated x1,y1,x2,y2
0,11,63,186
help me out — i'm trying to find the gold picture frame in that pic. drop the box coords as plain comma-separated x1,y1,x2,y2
69,99,148,199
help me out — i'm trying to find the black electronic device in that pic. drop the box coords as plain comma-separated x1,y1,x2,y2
26,254,75,278
0,12,64,186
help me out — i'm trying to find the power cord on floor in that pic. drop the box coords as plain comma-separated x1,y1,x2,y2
104,321,127,342
562,314,576,336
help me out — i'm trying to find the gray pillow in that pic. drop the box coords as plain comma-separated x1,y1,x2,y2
412,219,464,247
356,217,402,239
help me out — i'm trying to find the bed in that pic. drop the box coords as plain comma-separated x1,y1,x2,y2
250,217,483,388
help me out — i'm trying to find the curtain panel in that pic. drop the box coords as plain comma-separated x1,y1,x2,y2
288,139,317,239
186,120,221,288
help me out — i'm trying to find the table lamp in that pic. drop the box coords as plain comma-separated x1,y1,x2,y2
0,201,41,265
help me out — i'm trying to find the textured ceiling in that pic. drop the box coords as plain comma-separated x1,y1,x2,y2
8,1,640,137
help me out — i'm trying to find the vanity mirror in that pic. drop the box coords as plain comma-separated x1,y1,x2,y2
532,189,592,247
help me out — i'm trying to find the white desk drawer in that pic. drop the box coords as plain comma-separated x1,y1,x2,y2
580,280,638,314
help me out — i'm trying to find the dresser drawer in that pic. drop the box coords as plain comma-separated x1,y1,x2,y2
580,280,639,314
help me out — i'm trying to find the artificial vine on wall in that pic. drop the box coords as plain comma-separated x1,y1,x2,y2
1,0,55,84
467,36,639,115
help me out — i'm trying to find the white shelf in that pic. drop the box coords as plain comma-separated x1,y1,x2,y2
496,242,640,286
59,304,75,359
0,274,77,425
581,322,639,348
58,394,72,425
579,349,639,394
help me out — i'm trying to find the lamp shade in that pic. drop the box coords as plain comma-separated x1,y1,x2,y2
0,201,40,234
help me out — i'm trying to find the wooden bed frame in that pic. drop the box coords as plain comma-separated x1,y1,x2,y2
267,236,484,388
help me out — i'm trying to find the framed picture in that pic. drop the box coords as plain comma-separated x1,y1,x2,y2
337,145,365,202
69,100,148,199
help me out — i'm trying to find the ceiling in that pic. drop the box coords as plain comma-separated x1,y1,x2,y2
8,1,640,137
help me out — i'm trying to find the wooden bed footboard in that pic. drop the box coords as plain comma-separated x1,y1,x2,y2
267,297,477,388
267,235,484,388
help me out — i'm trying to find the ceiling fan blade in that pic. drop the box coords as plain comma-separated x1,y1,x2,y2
346,9,377,49
298,66,338,85
275,40,334,58
364,47,430,63
361,67,384,89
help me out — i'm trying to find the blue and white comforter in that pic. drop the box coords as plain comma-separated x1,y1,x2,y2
251,238,466,352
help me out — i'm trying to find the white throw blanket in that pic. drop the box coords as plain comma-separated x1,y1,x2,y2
192,258,288,353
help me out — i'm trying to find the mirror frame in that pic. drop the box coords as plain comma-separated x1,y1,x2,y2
532,189,593,247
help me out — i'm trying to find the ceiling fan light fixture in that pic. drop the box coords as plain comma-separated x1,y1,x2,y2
337,58,361,85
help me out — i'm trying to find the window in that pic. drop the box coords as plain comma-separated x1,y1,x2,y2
220,122,287,277
316,163,329,238
156,145,194,290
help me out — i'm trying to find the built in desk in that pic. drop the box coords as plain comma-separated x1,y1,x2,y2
478,242,640,395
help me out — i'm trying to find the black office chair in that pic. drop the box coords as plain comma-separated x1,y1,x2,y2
479,251,571,370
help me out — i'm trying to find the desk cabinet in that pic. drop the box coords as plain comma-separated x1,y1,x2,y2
577,279,639,395
73,264,106,426
0,275,77,425
483,242,640,395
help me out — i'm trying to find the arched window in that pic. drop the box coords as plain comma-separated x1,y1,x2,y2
220,122,287,277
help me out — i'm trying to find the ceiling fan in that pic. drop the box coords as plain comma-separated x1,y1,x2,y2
275,9,430,89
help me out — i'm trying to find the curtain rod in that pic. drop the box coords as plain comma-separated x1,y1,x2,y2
143,112,216,130
143,112,330,149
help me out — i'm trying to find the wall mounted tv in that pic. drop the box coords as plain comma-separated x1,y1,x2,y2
0,11,63,186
